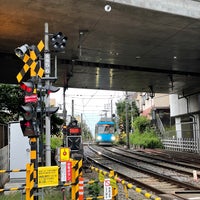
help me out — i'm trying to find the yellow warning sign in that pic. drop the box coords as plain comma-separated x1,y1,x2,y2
38,166,58,188
60,147,70,161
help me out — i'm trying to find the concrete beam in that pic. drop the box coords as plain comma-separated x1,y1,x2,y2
109,0,200,19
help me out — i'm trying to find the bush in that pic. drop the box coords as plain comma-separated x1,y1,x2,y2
130,130,163,149
132,116,151,133
131,116,163,149
51,137,62,150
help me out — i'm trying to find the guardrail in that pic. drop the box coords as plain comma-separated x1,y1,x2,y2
90,166,161,200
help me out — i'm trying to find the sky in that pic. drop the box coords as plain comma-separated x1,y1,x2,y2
50,88,125,136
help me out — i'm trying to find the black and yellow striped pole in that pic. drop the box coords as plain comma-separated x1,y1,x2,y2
26,163,34,200
71,159,83,200
29,137,38,200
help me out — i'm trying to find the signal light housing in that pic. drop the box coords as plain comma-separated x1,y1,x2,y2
20,119,36,137
20,79,35,95
20,104,35,120
45,107,59,115
50,32,67,51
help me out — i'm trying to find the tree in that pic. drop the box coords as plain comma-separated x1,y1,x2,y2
116,99,139,132
81,121,93,141
132,116,151,133
0,84,23,124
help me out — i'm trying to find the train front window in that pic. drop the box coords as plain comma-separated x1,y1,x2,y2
98,125,114,133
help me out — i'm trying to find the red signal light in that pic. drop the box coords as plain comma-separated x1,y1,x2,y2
20,119,35,137
20,81,34,94
69,128,81,134
25,121,31,127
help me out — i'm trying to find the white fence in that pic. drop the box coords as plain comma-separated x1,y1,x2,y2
161,138,200,153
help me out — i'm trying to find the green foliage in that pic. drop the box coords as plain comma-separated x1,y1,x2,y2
116,99,139,132
132,116,151,133
0,188,68,200
130,130,163,148
81,121,93,141
117,132,127,145
87,180,101,199
51,137,62,150
130,116,163,148
0,84,23,123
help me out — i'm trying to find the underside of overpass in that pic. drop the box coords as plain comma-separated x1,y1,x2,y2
1,0,200,96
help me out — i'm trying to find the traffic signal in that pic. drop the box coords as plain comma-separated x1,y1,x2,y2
50,32,67,51
20,103,37,137
21,103,35,120
45,106,59,116
20,120,36,137
45,85,60,95
20,79,38,137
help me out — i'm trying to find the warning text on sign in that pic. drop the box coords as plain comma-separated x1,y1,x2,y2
38,166,59,188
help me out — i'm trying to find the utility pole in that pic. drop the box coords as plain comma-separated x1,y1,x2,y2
63,87,67,124
111,99,113,120
125,91,130,149
44,22,51,166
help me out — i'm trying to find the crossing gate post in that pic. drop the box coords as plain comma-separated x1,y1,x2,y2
71,159,83,200
109,170,118,200
30,137,38,200
26,163,34,200
79,177,84,200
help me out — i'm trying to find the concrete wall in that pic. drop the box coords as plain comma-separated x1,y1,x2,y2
110,0,200,19
170,94,200,117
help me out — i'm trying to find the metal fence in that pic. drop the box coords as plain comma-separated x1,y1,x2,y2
0,145,9,188
0,123,8,148
0,124,9,188
161,138,200,153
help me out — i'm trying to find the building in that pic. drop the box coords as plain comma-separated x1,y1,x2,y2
134,92,172,135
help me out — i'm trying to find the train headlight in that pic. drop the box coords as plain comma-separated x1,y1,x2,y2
111,135,116,141
97,136,102,141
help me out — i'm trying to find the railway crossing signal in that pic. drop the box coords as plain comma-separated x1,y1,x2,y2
19,79,38,137
15,40,44,83
50,32,67,51
14,27,66,199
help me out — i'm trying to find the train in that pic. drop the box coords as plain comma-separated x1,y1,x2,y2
95,117,116,145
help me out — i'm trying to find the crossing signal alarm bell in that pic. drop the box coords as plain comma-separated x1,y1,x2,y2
14,44,29,59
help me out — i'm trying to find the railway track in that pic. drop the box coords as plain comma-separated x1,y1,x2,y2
84,144,200,200
105,146,200,178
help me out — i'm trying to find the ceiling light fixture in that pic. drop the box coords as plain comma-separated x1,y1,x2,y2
104,4,111,12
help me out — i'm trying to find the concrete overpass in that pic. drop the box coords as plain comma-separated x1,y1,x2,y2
0,0,200,97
